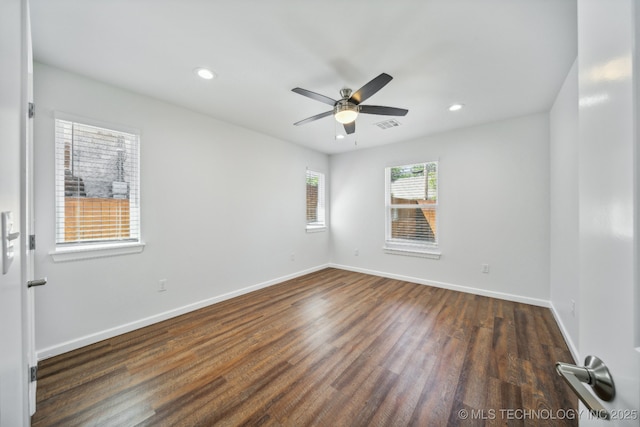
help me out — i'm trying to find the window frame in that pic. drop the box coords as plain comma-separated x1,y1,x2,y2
384,161,441,259
305,169,326,232
50,113,144,261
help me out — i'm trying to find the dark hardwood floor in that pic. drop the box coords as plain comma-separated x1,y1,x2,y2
32,268,577,426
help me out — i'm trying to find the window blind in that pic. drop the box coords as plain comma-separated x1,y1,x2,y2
55,119,140,245
386,162,438,245
306,170,325,228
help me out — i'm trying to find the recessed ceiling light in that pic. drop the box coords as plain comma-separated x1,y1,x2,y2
448,103,464,112
335,134,345,140
195,68,216,80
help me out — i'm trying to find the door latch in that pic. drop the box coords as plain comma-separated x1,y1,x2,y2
2,212,20,275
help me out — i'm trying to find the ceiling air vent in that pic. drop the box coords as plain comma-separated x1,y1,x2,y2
374,119,401,130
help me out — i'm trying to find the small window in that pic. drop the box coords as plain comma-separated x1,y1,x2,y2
54,118,140,247
385,162,439,256
306,170,326,231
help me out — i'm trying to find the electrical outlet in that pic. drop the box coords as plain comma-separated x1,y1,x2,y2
354,248,359,256
481,264,490,274
571,299,576,317
159,279,167,292
290,253,295,261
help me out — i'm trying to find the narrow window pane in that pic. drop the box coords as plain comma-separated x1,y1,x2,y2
306,170,325,229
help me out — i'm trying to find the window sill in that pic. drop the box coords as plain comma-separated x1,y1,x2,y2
306,226,327,233
50,242,145,262
383,245,441,260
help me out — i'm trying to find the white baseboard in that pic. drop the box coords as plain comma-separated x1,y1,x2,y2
549,301,579,362
38,263,569,361
329,263,551,308
37,264,330,360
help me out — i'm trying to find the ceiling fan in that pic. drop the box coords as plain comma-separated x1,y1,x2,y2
292,73,408,135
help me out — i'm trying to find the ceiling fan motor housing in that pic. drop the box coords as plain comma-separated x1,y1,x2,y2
339,88,353,99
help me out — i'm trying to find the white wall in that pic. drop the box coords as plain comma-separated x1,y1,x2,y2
33,63,330,357
0,0,28,424
32,64,562,359
329,113,550,303
549,59,579,358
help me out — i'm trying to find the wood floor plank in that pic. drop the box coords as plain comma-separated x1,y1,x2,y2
368,355,436,426
454,325,493,409
32,268,577,426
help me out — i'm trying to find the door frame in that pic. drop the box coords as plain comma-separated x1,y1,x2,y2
20,0,37,415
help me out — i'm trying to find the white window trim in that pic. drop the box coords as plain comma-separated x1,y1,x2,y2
306,169,327,232
52,112,142,258
384,162,440,258
306,225,327,233
54,111,141,136
50,242,145,262
382,245,441,260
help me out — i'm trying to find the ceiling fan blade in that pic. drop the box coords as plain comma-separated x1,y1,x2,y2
359,105,408,116
349,73,393,105
294,110,333,126
344,121,355,134
292,88,337,106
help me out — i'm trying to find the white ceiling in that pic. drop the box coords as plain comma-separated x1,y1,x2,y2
30,0,577,154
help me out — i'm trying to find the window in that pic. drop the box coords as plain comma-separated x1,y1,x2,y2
306,170,326,231
54,118,141,249
385,162,439,257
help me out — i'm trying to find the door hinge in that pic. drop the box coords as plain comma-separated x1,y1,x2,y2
28,102,35,118
29,234,36,251
29,365,37,382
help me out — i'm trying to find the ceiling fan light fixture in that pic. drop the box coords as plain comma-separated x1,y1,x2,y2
334,101,359,124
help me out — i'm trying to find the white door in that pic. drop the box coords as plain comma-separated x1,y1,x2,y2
0,0,29,425
577,0,640,425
